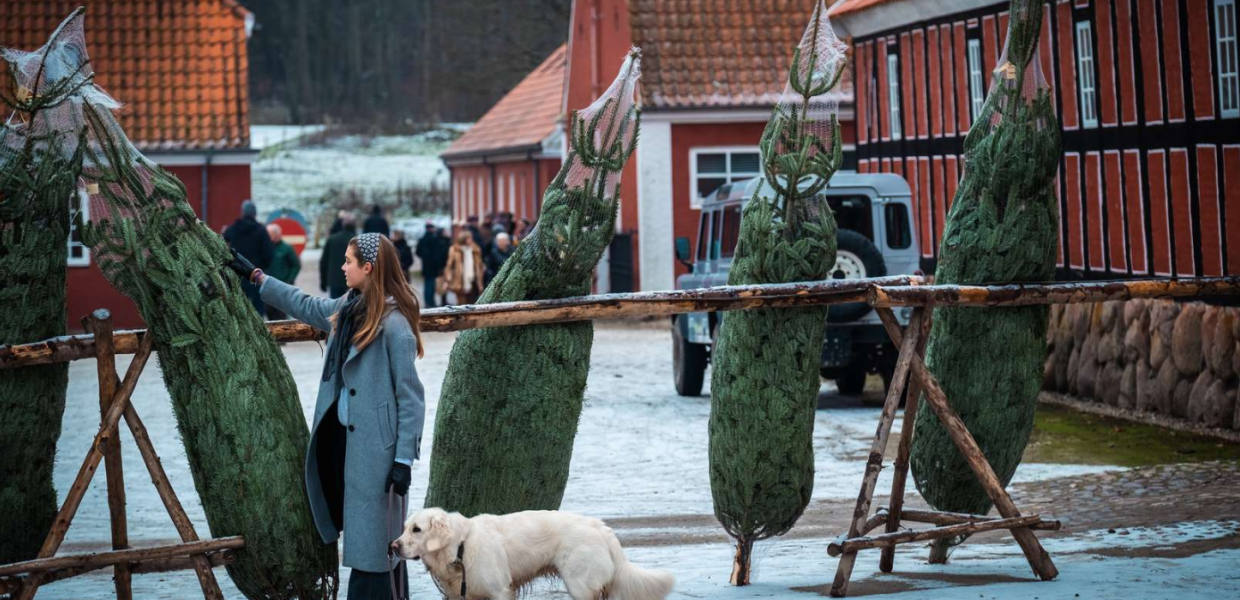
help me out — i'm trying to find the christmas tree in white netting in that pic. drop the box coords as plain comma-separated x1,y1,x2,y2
23,10,339,599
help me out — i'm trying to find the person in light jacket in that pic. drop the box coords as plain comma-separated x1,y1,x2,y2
441,230,485,304
228,232,425,599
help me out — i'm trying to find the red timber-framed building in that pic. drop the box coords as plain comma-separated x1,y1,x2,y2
831,0,1240,278
2,0,258,331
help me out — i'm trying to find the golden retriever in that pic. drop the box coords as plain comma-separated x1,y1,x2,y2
392,507,674,600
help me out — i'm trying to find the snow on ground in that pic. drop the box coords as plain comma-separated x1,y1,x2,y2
249,129,457,222
46,326,1140,598
249,125,326,150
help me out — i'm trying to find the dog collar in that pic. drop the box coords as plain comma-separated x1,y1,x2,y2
453,542,467,598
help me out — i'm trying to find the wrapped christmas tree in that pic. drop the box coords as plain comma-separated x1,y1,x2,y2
908,0,1060,563
0,17,86,563
34,11,338,599
425,50,640,517
707,1,845,584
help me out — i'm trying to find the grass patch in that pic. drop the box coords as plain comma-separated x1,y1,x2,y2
1024,404,1240,467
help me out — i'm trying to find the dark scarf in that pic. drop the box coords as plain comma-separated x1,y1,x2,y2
323,288,366,398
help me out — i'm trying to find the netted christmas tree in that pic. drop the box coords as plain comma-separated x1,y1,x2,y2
908,0,1060,563
707,1,844,584
0,15,88,564
34,11,338,599
425,50,640,517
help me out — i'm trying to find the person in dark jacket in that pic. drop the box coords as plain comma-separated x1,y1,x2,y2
265,223,302,320
415,223,448,308
391,229,415,281
223,199,274,315
321,214,356,298
363,205,390,236
485,232,515,286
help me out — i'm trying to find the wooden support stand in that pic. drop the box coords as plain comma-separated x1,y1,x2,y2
828,306,1059,597
0,310,241,599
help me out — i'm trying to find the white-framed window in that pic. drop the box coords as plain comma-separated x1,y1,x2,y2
887,53,902,140
1076,20,1099,128
1217,0,1239,118
690,147,761,207
68,188,90,267
967,39,986,119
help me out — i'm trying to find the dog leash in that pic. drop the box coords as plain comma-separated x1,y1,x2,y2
386,490,408,600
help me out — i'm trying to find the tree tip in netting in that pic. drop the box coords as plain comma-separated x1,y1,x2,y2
759,0,847,226
562,47,641,203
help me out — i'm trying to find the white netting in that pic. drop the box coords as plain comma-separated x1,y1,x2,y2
973,0,1054,139
760,0,847,196
2,9,119,161
562,48,641,202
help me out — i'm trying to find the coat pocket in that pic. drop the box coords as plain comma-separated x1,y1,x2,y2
377,402,396,450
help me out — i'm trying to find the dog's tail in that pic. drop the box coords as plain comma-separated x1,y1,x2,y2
605,529,674,600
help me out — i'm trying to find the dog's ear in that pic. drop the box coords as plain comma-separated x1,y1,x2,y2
425,513,450,552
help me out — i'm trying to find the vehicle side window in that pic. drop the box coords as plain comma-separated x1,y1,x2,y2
884,202,913,249
711,211,724,260
720,204,742,258
696,212,711,261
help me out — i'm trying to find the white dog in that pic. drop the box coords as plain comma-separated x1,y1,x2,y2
392,507,674,600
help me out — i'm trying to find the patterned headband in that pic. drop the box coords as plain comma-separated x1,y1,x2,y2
356,233,382,264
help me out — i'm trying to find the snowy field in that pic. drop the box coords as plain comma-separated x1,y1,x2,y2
42,325,1237,599
248,125,463,223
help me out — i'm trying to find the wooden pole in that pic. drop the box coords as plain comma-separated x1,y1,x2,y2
869,277,1240,308
829,309,924,598
878,306,933,573
875,314,1059,582
889,508,1060,530
121,404,225,599
80,310,132,600
0,550,238,595
0,276,918,368
0,537,244,577
828,515,1046,557
15,334,154,600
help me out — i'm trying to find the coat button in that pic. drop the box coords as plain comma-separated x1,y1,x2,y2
349,389,357,396
348,425,355,432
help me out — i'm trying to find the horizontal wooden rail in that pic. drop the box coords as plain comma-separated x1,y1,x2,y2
870,277,1240,307
0,547,237,594
0,537,244,577
0,276,915,368
828,515,1046,557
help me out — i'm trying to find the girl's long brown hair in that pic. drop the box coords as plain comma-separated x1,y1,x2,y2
337,236,424,357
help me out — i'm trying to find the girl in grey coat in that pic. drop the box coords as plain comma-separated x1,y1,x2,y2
231,232,425,599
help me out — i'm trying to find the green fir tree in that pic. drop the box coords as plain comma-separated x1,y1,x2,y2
0,17,86,563
32,11,338,599
908,0,1061,563
708,1,845,583
425,50,641,517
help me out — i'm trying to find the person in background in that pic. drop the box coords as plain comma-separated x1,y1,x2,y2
485,232,515,286
442,230,485,305
329,209,348,235
465,215,483,248
415,222,448,308
224,199,274,316
265,223,302,320
516,218,534,242
363,205,390,236
391,229,415,282
321,213,357,299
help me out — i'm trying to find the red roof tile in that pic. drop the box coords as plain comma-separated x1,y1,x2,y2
442,45,568,160
1,0,252,151
827,0,901,18
629,0,853,110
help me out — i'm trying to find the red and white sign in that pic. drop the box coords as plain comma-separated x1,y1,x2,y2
271,217,307,255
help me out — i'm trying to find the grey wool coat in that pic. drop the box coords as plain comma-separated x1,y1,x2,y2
260,277,426,572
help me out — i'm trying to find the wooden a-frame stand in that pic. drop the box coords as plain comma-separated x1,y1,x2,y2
827,305,1061,597
0,310,243,600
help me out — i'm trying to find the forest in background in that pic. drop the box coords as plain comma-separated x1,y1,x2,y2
240,0,571,129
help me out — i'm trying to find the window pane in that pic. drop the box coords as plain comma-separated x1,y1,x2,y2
720,205,742,258
730,152,760,174
697,153,727,173
884,203,912,249
711,211,724,260
697,177,727,199
697,212,710,261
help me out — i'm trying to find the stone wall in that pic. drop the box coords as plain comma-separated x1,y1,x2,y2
1044,300,1239,430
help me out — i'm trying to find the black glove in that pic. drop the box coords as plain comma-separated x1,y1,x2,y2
387,462,412,496
226,248,258,282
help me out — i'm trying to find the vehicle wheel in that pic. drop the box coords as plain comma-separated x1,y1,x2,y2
827,229,887,323
836,368,867,395
673,317,708,396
